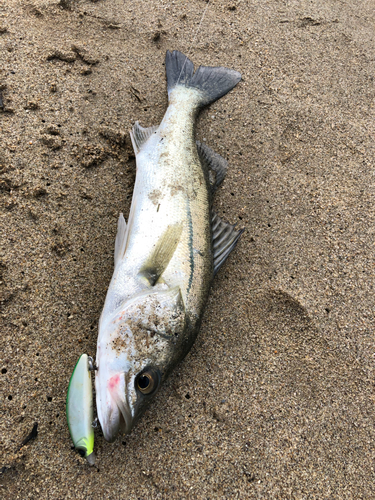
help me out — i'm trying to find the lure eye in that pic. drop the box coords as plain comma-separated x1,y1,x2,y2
136,372,156,395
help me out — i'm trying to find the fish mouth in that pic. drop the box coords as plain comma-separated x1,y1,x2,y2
101,398,133,443
95,372,133,442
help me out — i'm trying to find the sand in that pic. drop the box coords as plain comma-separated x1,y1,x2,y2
1,0,374,498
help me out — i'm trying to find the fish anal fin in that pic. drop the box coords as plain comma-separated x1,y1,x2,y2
139,224,183,285
114,213,127,266
196,141,228,193
130,121,158,155
212,212,244,275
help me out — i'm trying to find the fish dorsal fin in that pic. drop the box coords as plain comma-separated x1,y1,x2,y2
212,211,244,275
139,223,183,285
196,141,228,193
114,213,127,266
130,121,158,155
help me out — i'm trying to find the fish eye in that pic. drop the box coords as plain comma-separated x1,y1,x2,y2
136,371,156,395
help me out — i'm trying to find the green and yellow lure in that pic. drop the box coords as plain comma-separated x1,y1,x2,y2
66,354,95,465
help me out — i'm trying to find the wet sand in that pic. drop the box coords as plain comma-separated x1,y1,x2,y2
1,0,374,498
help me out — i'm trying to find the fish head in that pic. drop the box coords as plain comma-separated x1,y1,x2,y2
95,286,186,442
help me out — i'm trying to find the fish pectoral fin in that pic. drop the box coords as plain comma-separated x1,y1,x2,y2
139,224,183,286
212,211,244,275
196,141,228,194
114,213,127,266
130,121,158,155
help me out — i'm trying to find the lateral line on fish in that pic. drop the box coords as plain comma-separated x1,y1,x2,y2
177,0,211,86
186,199,194,294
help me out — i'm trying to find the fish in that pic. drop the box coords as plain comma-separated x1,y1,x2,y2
95,50,243,442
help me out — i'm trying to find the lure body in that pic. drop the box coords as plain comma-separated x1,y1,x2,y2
66,354,95,465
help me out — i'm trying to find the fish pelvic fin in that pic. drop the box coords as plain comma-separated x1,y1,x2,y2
165,50,241,107
196,141,228,194
130,122,158,155
139,223,183,286
212,212,244,275
114,213,127,266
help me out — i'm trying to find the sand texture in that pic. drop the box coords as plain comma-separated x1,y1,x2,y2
1,0,374,498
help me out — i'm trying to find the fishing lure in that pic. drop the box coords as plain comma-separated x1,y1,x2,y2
66,354,96,465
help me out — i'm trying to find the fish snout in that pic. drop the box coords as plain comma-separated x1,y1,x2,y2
100,398,121,443
96,371,133,442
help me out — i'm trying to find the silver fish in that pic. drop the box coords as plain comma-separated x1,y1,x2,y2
95,51,243,442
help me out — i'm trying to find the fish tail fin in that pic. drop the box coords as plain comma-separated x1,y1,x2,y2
165,50,241,107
